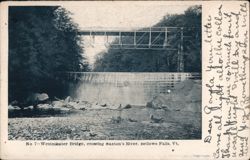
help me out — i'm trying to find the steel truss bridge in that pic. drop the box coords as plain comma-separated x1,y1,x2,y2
78,27,201,72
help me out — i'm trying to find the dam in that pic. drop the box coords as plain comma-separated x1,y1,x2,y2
67,72,201,106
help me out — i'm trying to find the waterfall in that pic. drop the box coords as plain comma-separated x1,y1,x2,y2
70,72,201,106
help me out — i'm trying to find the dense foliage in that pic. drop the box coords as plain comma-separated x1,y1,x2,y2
9,6,89,102
93,6,201,72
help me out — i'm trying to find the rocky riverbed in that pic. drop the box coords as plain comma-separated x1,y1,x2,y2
8,79,201,140
9,107,201,140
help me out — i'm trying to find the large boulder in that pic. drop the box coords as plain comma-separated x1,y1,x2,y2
64,96,72,103
53,98,90,110
122,104,132,109
37,104,53,110
24,105,34,110
52,100,67,108
8,105,21,110
35,93,49,101
26,93,49,104
52,100,76,111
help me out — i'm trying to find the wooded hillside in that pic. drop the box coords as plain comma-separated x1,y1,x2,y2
9,7,89,102
93,6,201,72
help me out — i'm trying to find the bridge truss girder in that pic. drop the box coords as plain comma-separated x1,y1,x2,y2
78,27,201,72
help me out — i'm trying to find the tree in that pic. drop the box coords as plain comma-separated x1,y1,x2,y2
8,6,89,103
93,5,201,72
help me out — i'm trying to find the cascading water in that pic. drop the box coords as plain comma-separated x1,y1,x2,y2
70,72,201,106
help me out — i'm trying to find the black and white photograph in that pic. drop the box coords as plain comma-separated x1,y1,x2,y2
8,3,202,140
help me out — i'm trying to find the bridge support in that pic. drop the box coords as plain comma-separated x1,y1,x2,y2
177,28,184,72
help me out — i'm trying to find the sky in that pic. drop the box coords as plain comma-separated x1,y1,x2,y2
63,3,193,66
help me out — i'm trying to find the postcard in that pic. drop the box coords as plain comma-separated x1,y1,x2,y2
0,1,249,159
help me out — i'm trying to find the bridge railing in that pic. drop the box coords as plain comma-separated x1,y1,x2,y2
78,27,200,50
